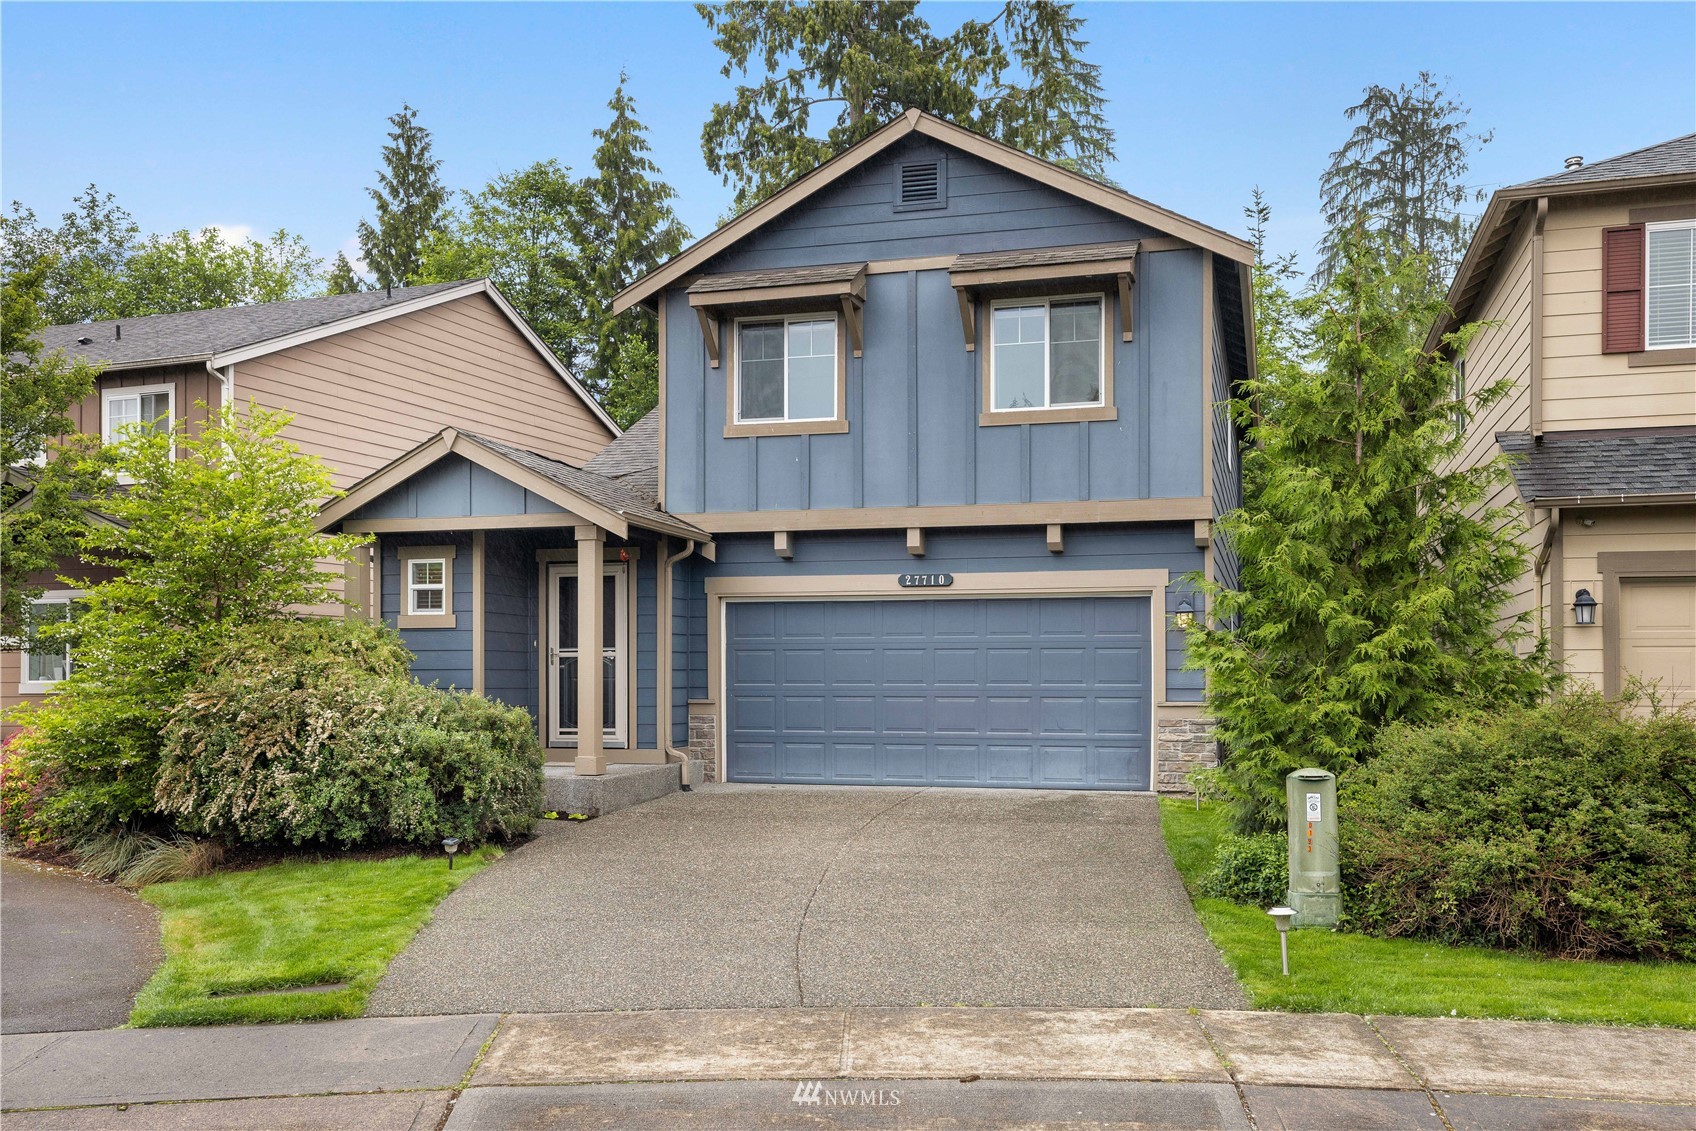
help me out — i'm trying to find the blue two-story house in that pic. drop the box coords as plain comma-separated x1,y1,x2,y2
319,110,1254,794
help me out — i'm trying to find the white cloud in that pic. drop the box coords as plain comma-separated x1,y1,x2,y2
206,223,256,246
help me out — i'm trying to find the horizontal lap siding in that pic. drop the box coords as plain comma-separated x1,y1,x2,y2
1540,191,1695,431
1559,506,1696,690
1208,280,1241,593
237,293,612,489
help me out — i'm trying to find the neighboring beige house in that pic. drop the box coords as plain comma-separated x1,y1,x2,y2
1436,134,1696,705
3,280,617,729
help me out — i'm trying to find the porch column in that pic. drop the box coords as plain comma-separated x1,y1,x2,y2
574,524,606,776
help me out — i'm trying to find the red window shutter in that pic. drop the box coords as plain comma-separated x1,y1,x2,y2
1601,224,1645,353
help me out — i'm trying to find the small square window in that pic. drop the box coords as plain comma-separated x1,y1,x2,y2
734,316,840,425
989,296,1106,413
407,558,448,615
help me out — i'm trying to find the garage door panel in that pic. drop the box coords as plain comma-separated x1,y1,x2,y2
728,597,1149,790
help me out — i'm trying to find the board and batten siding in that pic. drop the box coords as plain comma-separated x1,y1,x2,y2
665,252,1205,514
382,533,474,691
236,292,613,489
707,137,1159,273
1540,189,1696,432
65,364,222,454
700,524,1205,703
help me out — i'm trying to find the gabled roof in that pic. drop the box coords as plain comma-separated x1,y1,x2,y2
1497,428,1696,504
1510,133,1696,189
1429,133,1696,351
614,109,1253,315
316,424,707,545
38,279,620,436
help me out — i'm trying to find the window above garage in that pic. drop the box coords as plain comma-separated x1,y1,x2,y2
950,241,1137,426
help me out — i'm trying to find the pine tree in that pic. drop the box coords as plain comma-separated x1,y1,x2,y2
1186,227,1551,833
1315,73,1492,288
578,75,689,424
325,251,365,295
356,105,449,290
698,0,1116,211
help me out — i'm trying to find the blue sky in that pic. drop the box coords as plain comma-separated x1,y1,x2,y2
4,2,1692,279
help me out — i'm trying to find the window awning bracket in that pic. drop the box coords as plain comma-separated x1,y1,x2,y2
696,308,722,370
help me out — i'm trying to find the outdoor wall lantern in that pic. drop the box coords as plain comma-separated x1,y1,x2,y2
1267,906,1295,976
1573,589,1598,627
441,837,461,870
1174,599,1196,629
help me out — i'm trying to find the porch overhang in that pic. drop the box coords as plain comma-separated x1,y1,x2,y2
315,427,714,552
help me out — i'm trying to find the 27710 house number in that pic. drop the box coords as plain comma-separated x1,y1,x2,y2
898,573,954,588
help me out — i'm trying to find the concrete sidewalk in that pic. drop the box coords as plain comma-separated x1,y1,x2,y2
2,1007,1692,1129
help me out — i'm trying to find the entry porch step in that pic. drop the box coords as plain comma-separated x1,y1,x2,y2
542,762,696,817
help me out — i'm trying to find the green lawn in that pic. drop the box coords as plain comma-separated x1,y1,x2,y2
1160,799,1696,1029
131,847,497,1027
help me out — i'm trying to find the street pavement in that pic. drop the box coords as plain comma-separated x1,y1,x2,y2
3,1007,1692,1129
1,858,162,1034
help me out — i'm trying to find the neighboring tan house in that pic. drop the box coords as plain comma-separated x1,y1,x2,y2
319,110,1254,791
1436,134,1696,706
3,280,616,729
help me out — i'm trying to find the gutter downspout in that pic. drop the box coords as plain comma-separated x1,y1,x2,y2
658,537,697,788
1533,506,1560,651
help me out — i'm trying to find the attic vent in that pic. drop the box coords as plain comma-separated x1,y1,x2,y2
895,158,945,211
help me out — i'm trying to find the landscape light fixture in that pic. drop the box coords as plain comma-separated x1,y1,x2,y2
1267,906,1295,976
1174,599,1196,629
441,837,461,870
1573,589,1597,627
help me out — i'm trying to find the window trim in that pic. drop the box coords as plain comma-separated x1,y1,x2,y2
1644,219,1696,351
724,312,849,438
397,545,458,629
101,383,176,483
982,293,1117,427
17,590,84,694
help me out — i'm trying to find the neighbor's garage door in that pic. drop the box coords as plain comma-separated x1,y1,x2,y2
726,597,1150,790
1619,576,1696,708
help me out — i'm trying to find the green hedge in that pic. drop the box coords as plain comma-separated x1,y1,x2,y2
155,620,542,848
1341,689,1696,961
1201,831,1288,907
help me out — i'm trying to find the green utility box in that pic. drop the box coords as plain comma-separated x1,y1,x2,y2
1286,768,1340,927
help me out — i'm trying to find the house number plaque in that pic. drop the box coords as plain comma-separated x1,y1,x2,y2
898,572,954,588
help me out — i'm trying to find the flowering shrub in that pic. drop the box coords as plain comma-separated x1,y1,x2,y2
0,730,58,847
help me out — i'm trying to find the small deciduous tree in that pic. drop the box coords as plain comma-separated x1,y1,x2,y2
0,255,106,639
356,104,449,290
6,405,366,837
1186,227,1552,833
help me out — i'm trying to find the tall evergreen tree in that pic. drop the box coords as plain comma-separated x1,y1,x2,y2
1187,227,1551,833
356,104,449,290
578,74,689,424
698,0,1116,211
324,251,365,295
1315,73,1492,288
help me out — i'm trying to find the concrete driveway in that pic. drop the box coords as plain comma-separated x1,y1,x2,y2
1,858,162,1034
371,785,1244,1016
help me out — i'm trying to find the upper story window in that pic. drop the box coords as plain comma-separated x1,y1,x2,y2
989,296,1106,414
102,384,174,446
1646,220,1695,349
727,314,847,436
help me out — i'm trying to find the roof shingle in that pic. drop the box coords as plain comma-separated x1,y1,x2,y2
950,240,1141,273
37,281,479,368
1497,429,1696,502
1509,134,1696,189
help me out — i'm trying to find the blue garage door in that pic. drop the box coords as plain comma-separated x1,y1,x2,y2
727,597,1150,790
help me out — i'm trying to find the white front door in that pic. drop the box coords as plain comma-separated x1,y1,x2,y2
546,560,630,747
